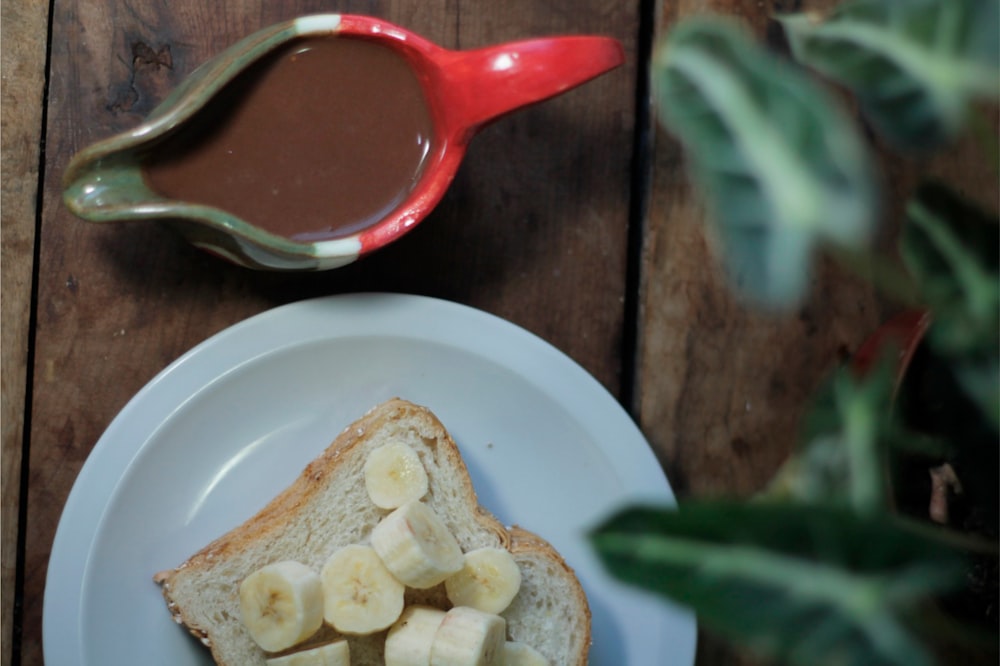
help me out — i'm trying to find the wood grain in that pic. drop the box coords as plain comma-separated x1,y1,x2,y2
19,1,637,662
1,0,50,663
20,0,994,663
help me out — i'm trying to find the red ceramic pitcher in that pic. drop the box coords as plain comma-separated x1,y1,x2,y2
62,14,625,270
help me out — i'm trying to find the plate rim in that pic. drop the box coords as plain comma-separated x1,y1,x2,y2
43,292,695,664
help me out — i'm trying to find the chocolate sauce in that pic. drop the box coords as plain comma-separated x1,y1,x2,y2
143,36,434,241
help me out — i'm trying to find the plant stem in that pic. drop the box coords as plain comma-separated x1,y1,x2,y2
839,374,884,515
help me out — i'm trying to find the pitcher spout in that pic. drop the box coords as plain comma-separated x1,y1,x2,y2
433,36,624,135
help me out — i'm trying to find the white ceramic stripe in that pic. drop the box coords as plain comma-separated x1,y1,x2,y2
294,14,343,35
311,237,363,269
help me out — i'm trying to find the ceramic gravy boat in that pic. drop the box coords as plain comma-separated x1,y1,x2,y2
63,14,624,270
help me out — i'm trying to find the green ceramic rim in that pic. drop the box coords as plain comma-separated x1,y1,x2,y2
62,14,367,265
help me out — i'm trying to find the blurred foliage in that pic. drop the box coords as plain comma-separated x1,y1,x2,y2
780,0,1000,151
902,184,1000,428
593,503,966,666
652,17,876,307
594,1,999,664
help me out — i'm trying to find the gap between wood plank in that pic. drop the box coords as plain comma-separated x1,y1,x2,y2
13,0,58,662
620,0,657,417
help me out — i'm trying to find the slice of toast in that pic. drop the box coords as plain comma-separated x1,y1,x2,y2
154,398,591,665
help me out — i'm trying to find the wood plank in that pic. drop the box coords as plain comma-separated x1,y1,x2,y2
638,2,998,664
1,0,50,663
20,1,637,662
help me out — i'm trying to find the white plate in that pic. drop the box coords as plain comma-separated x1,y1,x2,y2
44,293,696,665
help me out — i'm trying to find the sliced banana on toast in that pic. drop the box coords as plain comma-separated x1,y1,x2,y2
429,606,506,666
444,547,521,614
265,639,350,665
384,605,447,666
371,500,465,589
364,442,430,509
321,544,405,634
238,560,325,653
160,401,584,665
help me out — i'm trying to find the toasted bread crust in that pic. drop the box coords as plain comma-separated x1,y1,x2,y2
155,399,588,665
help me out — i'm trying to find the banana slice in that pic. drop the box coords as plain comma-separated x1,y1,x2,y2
266,639,351,665
321,544,405,634
444,547,521,614
238,560,324,653
384,605,447,666
371,501,464,589
429,606,506,666
364,442,430,509
502,641,550,666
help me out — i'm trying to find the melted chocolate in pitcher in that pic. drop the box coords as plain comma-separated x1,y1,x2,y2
143,36,435,241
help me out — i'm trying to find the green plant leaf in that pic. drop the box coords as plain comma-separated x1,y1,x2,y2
591,502,966,666
780,0,1000,151
652,17,878,308
901,182,999,427
766,361,899,512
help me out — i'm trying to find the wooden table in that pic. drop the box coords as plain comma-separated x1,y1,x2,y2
8,1,989,664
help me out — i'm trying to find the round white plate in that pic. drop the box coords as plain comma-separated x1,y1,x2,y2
43,293,696,665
